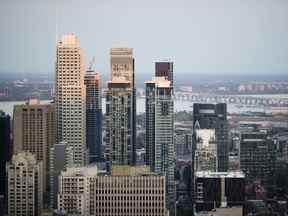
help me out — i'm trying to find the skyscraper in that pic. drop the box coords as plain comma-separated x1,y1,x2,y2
106,47,136,166
13,99,55,195
106,79,133,166
6,152,43,216
191,103,228,210
49,141,73,209
55,33,87,166
240,130,276,185
145,77,175,213
0,111,11,201
192,103,228,172
85,70,102,163
175,128,192,157
110,47,134,85
155,61,173,87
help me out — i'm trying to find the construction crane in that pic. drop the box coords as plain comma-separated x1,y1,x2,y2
88,57,96,71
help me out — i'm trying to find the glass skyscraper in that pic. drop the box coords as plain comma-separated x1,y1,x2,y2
85,70,102,163
145,77,175,214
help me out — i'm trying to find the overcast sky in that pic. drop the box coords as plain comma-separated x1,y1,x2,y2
0,0,287,76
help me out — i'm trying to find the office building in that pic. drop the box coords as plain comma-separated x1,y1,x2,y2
13,99,55,194
192,103,228,209
6,152,43,216
192,103,228,172
145,77,175,213
0,195,4,216
0,111,11,200
194,127,217,171
155,61,173,87
58,165,168,216
199,207,243,216
106,80,133,166
195,171,245,212
240,131,276,185
85,70,102,163
58,166,97,215
110,47,134,84
175,128,192,157
55,33,87,166
49,141,73,209
109,47,136,164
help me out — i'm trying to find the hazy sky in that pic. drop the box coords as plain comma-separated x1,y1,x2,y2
0,0,288,76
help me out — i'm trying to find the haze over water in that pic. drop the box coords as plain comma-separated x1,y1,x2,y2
2,95,287,117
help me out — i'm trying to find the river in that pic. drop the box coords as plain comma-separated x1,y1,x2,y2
2,95,286,116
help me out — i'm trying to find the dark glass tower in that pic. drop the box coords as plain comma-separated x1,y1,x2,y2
192,103,228,172
191,103,228,211
240,131,276,185
85,71,102,163
0,111,11,201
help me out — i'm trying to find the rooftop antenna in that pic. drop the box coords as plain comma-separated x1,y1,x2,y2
55,0,58,44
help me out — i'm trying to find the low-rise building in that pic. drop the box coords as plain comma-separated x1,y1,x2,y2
58,165,168,216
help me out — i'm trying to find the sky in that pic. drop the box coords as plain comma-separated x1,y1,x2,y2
0,0,288,77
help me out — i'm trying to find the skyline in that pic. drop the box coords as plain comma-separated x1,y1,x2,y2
0,0,288,76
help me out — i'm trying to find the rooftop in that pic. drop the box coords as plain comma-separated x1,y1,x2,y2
197,207,243,216
61,165,98,177
145,76,171,88
196,171,245,178
242,139,265,142
26,98,40,105
111,165,154,176
110,47,133,55
58,33,79,47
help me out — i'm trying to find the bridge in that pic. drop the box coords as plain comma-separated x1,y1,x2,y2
173,93,288,106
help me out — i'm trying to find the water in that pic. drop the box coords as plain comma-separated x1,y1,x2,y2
2,95,285,117
233,94,288,99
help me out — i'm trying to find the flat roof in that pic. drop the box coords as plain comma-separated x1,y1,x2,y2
242,139,265,142
198,207,243,216
196,171,245,178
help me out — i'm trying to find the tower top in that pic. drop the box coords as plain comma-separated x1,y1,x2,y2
58,33,79,47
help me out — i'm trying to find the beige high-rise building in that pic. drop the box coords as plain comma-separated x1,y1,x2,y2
106,47,136,166
58,165,168,216
13,99,55,193
110,47,134,84
6,152,43,216
55,33,87,166
58,166,96,215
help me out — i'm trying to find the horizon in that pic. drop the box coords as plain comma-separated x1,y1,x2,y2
1,71,288,89
1,0,288,76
